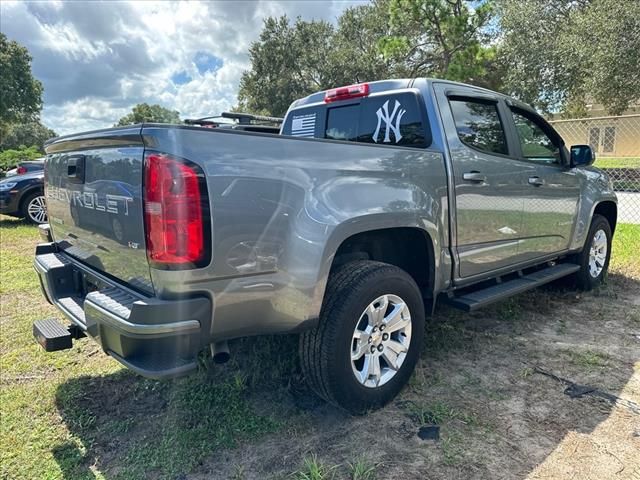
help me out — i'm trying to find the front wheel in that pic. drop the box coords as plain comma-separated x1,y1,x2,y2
300,261,425,414
574,214,612,290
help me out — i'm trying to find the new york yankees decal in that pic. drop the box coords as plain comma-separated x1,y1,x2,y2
373,99,406,143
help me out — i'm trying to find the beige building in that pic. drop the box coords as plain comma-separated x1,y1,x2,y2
549,114,639,158
548,100,640,158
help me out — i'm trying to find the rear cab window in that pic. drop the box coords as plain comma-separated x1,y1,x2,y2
449,98,508,155
282,91,431,149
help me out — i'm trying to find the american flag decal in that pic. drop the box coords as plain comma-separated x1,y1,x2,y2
291,113,316,137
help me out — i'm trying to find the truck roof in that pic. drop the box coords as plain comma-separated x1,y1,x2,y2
289,78,535,115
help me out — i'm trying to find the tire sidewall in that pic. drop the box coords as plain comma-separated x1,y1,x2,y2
327,267,425,412
579,215,612,289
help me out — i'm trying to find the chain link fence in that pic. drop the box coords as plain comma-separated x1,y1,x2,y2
549,114,640,224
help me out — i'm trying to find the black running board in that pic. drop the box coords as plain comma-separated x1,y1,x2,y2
444,263,580,312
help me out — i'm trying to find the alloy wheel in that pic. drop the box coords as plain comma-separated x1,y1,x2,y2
588,229,607,278
350,294,412,388
27,195,48,224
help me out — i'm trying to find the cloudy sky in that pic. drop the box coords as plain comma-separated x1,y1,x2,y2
0,0,363,135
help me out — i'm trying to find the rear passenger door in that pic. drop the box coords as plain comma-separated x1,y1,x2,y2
433,84,536,279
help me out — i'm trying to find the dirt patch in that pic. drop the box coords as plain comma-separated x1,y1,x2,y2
188,277,640,479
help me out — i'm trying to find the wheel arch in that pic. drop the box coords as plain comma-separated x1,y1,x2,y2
593,200,617,235
309,219,439,322
330,227,436,295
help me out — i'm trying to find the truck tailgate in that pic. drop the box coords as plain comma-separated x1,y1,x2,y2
44,127,153,294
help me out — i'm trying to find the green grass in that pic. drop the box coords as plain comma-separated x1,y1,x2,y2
406,400,478,427
0,215,285,480
565,349,611,369
593,157,639,169
610,223,640,278
293,455,337,480
348,459,377,480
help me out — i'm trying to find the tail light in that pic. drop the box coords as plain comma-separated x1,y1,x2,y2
143,152,210,268
324,83,370,103
17,166,27,175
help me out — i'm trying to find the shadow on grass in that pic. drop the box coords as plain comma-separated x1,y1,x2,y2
0,216,32,229
52,335,313,480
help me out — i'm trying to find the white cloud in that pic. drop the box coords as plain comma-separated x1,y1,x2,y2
0,0,365,135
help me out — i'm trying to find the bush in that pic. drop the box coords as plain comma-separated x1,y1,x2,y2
0,145,42,174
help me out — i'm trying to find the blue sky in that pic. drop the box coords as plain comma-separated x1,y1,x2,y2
0,1,364,134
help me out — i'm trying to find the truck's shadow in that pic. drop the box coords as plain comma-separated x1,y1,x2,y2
53,274,640,479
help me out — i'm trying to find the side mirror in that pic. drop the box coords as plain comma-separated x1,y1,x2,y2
570,144,595,167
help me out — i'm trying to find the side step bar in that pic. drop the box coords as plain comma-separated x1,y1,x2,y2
444,263,580,312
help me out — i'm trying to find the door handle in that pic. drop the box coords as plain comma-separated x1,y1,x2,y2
462,171,486,183
528,176,545,186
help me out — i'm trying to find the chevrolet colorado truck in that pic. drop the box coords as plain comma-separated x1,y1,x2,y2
33,79,617,413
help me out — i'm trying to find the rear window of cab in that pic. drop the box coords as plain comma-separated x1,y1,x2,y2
282,91,431,149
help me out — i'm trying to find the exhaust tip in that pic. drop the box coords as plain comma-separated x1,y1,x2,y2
210,341,230,364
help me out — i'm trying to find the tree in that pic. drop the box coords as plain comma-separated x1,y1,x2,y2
0,33,43,131
497,0,640,115
115,103,180,126
379,0,502,89
0,120,56,153
237,4,399,117
330,0,394,85
237,16,337,117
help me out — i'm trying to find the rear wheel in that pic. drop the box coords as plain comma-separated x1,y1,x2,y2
111,216,124,243
574,214,612,290
22,192,47,224
300,261,425,414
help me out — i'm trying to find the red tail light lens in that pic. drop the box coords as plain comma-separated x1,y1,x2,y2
144,152,209,267
17,166,27,175
324,83,370,103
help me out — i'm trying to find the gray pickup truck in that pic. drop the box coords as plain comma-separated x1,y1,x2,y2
33,79,617,413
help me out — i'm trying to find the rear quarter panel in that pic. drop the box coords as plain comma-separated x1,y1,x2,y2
142,126,448,339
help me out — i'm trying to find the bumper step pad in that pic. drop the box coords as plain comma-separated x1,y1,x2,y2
33,318,73,352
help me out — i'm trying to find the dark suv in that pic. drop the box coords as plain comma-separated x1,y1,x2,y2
0,169,47,224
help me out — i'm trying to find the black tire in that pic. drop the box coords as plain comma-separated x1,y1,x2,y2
21,191,47,225
300,261,425,414
574,214,612,290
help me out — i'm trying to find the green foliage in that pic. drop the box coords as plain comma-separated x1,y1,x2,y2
237,16,338,117
239,0,637,118
115,103,180,126
497,0,640,115
0,145,42,173
294,455,337,480
331,0,394,85
237,3,396,117
381,0,501,89
0,120,56,153
0,33,43,129
238,1,504,116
